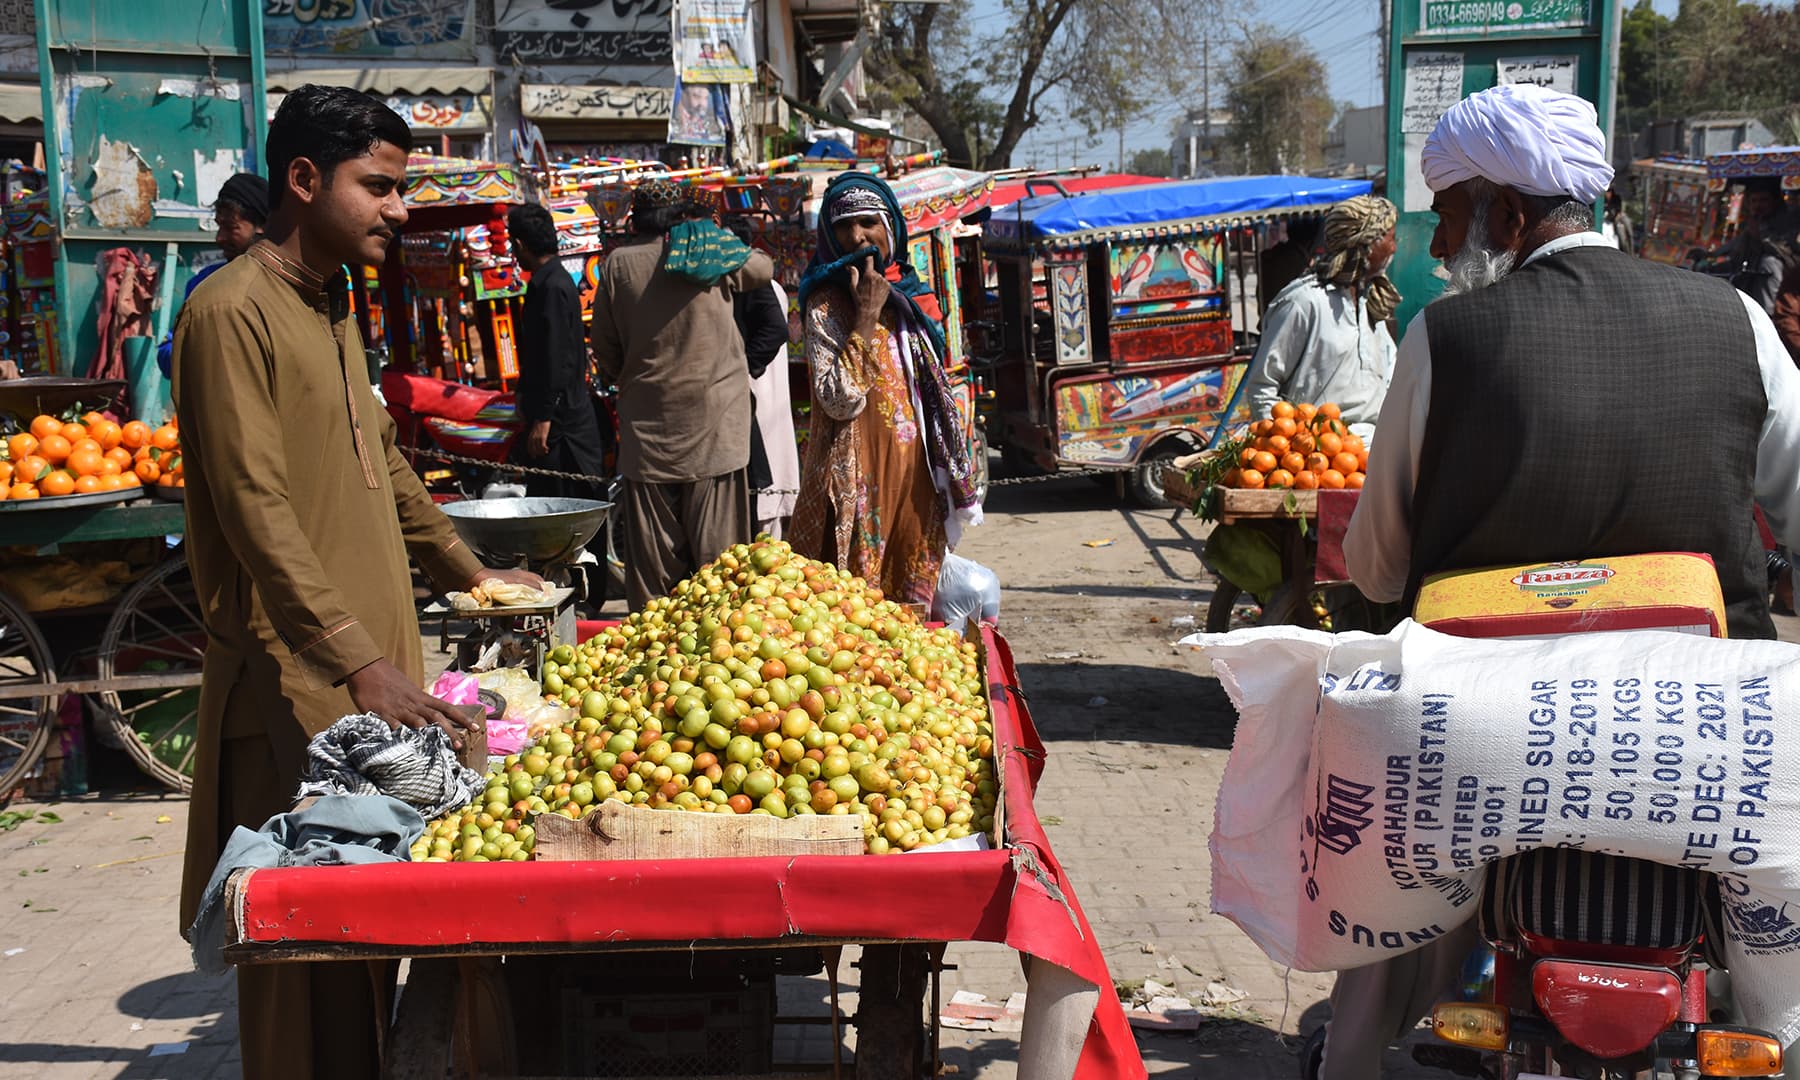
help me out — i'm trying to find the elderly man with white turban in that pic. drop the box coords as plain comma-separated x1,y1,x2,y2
1318,83,1800,1080
1243,194,1401,423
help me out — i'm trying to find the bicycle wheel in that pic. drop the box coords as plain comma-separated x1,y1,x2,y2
97,557,205,792
0,590,58,804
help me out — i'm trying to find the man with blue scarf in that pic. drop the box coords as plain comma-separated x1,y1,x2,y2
590,179,774,609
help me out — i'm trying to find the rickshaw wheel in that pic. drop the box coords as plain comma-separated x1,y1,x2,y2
1127,444,1188,510
98,557,205,793
0,589,59,805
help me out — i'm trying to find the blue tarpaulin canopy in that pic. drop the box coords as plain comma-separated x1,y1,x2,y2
983,174,1374,251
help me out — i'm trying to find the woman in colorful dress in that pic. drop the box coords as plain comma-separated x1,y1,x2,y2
788,173,982,606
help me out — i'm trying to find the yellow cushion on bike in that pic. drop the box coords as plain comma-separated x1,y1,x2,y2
1414,552,1727,640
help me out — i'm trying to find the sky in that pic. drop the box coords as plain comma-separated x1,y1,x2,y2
963,0,1684,171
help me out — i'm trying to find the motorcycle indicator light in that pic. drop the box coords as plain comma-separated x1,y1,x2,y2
1696,1029,1783,1076
1531,960,1681,1060
1431,1003,1509,1052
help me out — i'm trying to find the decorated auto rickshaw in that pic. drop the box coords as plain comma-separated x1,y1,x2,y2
978,175,1374,506
1629,156,1712,265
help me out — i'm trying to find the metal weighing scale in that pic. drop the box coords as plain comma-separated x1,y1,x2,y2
431,497,611,672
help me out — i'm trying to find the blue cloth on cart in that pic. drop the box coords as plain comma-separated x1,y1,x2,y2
186,794,422,974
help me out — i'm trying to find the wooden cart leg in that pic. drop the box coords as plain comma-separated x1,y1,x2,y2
383,958,459,1080
455,957,518,1078
824,946,844,1080
854,944,930,1080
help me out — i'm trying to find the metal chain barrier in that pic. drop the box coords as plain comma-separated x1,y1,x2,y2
401,444,1120,495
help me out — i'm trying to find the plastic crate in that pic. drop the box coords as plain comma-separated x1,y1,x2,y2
562,982,773,1077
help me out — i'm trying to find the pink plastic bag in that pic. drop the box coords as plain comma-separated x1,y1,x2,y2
429,670,480,707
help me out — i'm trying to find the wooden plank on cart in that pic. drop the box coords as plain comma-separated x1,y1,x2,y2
534,800,865,862
1218,487,1319,523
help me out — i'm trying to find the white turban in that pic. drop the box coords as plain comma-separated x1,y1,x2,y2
1421,83,1614,204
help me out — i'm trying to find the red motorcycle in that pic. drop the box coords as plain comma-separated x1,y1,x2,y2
1404,560,1784,1080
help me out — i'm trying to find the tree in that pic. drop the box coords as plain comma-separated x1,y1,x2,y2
1616,0,1800,151
1128,146,1174,177
863,0,1218,171
1222,27,1333,174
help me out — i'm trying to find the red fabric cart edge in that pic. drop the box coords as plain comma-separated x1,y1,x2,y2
236,624,1146,1078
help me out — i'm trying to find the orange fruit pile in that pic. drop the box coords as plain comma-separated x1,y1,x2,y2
1219,401,1368,491
0,412,183,501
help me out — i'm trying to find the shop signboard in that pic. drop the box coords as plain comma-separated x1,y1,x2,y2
494,0,672,66
520,84,672,122
1383,0,1618,329
1418,0,1590,37
263,0,477,59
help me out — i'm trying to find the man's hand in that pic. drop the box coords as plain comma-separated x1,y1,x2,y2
0,360,18,380
469,567,547,591
527,420,552,460
345,658,482,749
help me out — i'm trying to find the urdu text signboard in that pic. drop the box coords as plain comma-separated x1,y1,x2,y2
1419,0,1590,36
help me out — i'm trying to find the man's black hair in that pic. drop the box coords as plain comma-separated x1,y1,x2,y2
508,203,559,258
1743,176,1783,199
266,85,414,209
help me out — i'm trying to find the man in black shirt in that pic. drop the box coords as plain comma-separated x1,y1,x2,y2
507,204,606,498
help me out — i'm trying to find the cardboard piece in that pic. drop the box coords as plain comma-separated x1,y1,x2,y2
533,800,865,862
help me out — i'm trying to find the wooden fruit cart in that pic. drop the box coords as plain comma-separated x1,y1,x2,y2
1163,470,1375,632
217,627,1142,1080
0,495,203,799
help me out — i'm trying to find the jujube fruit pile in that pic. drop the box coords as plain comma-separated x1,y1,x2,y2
415,540,999,861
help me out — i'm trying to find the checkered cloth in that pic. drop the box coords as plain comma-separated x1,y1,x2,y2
296,714,484,820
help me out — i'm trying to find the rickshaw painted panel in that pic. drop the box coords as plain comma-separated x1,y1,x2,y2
1638,171,1711,265
1052,362,1251,466
1053,263,1092,365
1108,319,1233,366
1109,236,1224,309
937,229,967,370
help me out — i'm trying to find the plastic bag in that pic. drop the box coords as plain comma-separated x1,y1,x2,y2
475,667,544,722
931,555,1000,632
429,670,480,707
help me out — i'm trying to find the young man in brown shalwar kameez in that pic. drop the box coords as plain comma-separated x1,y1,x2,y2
171,86,540,1079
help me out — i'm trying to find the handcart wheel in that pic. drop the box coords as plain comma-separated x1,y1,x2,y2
0,589,59,804
98,557,205,793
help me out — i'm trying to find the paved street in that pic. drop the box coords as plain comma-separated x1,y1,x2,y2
3,473,1794,1079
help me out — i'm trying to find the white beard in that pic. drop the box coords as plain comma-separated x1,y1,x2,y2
1440,236,1516,298
1437,201,1517,298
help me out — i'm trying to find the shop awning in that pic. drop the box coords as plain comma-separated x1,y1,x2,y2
520,84,672,123
0,81,41,125
984,174,1373,252
265,67,492,96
